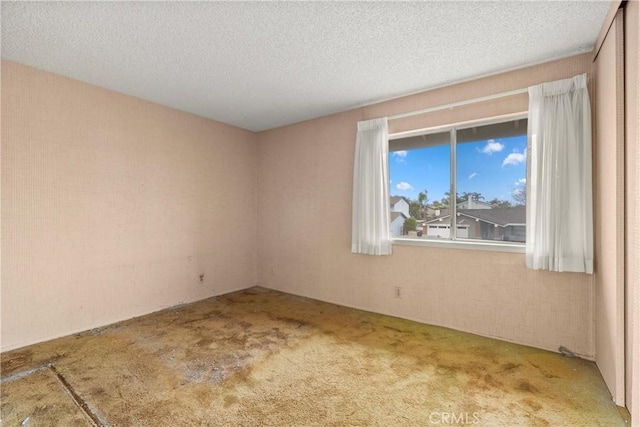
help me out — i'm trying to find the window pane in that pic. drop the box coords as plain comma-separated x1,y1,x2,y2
389,132,450,239
455,120,527,243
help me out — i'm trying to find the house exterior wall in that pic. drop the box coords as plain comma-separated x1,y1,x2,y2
1,61,258,351
258,54,596,357
458,199,491,210
503,225,526,243
390,215,405,237
392,199,410,217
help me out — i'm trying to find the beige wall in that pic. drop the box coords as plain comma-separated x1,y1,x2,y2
624,0,640,421
257,54,597,358
594,9,626,406
1,61,258,351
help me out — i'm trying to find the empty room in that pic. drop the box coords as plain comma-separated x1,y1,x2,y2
1,1,639,426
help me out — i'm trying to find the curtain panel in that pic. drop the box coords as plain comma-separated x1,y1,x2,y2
526,73,593,273
351,118,392,255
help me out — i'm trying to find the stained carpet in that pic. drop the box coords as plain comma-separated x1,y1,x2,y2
0,287,626,426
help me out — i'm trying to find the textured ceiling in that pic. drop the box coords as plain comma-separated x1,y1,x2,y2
1,1,610,132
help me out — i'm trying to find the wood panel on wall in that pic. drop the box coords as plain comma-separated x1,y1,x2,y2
593,8,625,407
623,0,640,421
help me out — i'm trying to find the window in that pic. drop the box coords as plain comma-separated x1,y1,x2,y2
389,116,527,246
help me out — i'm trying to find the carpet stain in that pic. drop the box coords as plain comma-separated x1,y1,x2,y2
224,394,239,408
0,350,33,373
516,380,540,394
0,287,627,426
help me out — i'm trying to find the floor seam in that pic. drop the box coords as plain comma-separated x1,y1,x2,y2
1,363,107,426
49,364,107,427
0,363,53,384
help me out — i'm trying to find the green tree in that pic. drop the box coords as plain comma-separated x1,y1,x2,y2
403,217,417,234
461,191,484,201
417,190,428,219
441,191,451,207
441,191,464,206
409,201,421,219
512,184,526,206
488,198,513,208
407,190,429,219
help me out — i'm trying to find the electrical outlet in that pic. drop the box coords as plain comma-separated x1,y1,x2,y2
395,287,402,298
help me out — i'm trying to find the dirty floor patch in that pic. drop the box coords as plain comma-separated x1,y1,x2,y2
0,287,626,426
1,367,94,426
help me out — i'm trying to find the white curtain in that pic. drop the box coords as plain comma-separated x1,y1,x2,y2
352,118,392,255
526,74,593,273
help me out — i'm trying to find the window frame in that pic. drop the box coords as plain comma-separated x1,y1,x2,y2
388,112,528,253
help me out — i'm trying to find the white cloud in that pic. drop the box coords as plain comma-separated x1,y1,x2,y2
502,152,526,166
513,188,524,197
396,181,413,191
515,178,526,185
468,172,478,180
478,139,504,155
392,151,408,163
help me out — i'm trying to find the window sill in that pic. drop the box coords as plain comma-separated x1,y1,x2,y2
392,237,525,253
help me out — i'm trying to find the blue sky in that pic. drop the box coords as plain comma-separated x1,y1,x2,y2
389,135,527,204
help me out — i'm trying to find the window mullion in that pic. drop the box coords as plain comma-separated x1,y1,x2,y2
450,128,457,241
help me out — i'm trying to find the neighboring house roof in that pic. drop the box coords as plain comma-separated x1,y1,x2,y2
426,214,468,226
461,208,526,226
425,207,526,227
390,211,408,222
426,208,452,220
390,196,409,206
425,209,460,224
